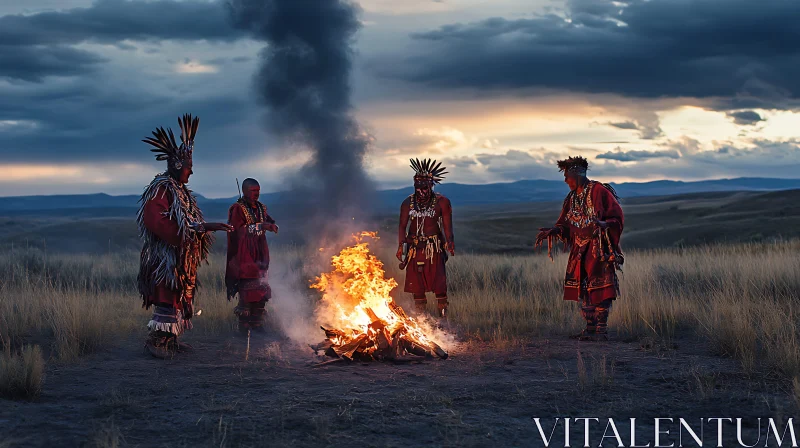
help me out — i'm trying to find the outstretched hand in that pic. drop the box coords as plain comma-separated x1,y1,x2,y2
204,222,234,232
535,227,556,248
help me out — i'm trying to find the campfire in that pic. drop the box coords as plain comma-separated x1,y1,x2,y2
310,232,448,362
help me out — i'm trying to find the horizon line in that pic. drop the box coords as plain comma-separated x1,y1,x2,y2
0,176,798,200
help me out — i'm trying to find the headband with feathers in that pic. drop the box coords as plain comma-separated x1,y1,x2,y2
557,156,589,175
557,155,620,200
410,158,447,184
142,114,199,169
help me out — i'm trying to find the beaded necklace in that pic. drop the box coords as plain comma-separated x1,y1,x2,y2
238,199,266,225
566,181,596,228
409,193,438,236
409,193,437,218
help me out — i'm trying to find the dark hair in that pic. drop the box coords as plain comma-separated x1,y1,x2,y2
242,178,260,189
556,156,589,173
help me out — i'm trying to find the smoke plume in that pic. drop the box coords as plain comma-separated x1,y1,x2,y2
227,0,375,235
227,0,381,345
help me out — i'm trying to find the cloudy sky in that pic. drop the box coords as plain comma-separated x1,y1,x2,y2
1,0,799,197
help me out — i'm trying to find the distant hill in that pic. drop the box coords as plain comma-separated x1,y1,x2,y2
2,177,800,213
375,177,800,209
2,189,800,254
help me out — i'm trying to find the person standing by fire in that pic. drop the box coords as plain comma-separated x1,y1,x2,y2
397,159,455,319
535,156,624,341
225,178,278,332
138,114,233,358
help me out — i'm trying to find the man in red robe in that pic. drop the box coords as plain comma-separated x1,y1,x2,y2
226,178,278,332
138,114,233,358
536,156,624,341
396,158,455,319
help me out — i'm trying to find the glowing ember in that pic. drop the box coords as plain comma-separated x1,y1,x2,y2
310,232,448,361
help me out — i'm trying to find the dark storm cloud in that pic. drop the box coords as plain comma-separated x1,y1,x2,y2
608,121,638,131
604,117,663,140
0,0,243,81
391,0,800,110
0,0,242,46
726,110,765,126
0,81,257,163
441,156,478,169
0,0,265,168
597,148,681,162
0,45,106,82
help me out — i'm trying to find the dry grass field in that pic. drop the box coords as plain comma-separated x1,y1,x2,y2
3,240,800,373
2,239,800,446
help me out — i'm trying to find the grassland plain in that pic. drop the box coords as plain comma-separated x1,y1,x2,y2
1,240,800,446
3,189,800,255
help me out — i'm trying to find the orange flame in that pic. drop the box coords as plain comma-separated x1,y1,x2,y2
311,232,447,360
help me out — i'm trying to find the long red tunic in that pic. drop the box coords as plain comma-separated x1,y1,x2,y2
141,186,186,310
225,200,272,303
554,181,624,305
398,193,454,296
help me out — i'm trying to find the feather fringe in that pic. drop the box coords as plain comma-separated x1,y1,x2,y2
147,318,193,336
136,173,214,306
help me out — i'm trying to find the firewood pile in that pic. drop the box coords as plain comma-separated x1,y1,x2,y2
311,301,448,361
309,232,449,364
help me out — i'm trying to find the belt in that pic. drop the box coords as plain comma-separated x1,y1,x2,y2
411,234,440,243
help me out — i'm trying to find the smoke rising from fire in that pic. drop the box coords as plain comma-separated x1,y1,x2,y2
227,0,376,232
227,1,402,347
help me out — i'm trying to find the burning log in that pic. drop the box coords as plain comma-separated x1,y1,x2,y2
309,232,449,362
311,317,448,361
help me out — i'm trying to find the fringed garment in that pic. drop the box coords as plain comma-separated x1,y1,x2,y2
225,199,273,303
137,173,213,335
554,181,624,305
226,199,274,329
398,193,454,297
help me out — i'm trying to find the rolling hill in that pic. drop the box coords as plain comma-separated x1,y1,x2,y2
1,189,799,254
2,177,800,213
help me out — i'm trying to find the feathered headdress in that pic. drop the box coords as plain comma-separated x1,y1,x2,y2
142,113,199,170
557,156,589,176
410,158,447,184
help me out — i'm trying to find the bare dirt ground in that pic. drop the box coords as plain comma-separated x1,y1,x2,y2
1,326,795,448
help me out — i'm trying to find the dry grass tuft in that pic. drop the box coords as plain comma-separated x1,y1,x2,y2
91,419,125,448
576,350,588,390
793,377,800,409
0,345,45,400
592,354,615,387
687,364,719,400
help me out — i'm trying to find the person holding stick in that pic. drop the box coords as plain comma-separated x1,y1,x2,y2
226,178,278,333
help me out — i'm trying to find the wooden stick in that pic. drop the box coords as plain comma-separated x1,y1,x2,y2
245,329,251,361
313,358,347,368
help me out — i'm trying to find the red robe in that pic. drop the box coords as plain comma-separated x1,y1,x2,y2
398,193,454,296
225,200,272,303
554,181,624,305
141,186,187,311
